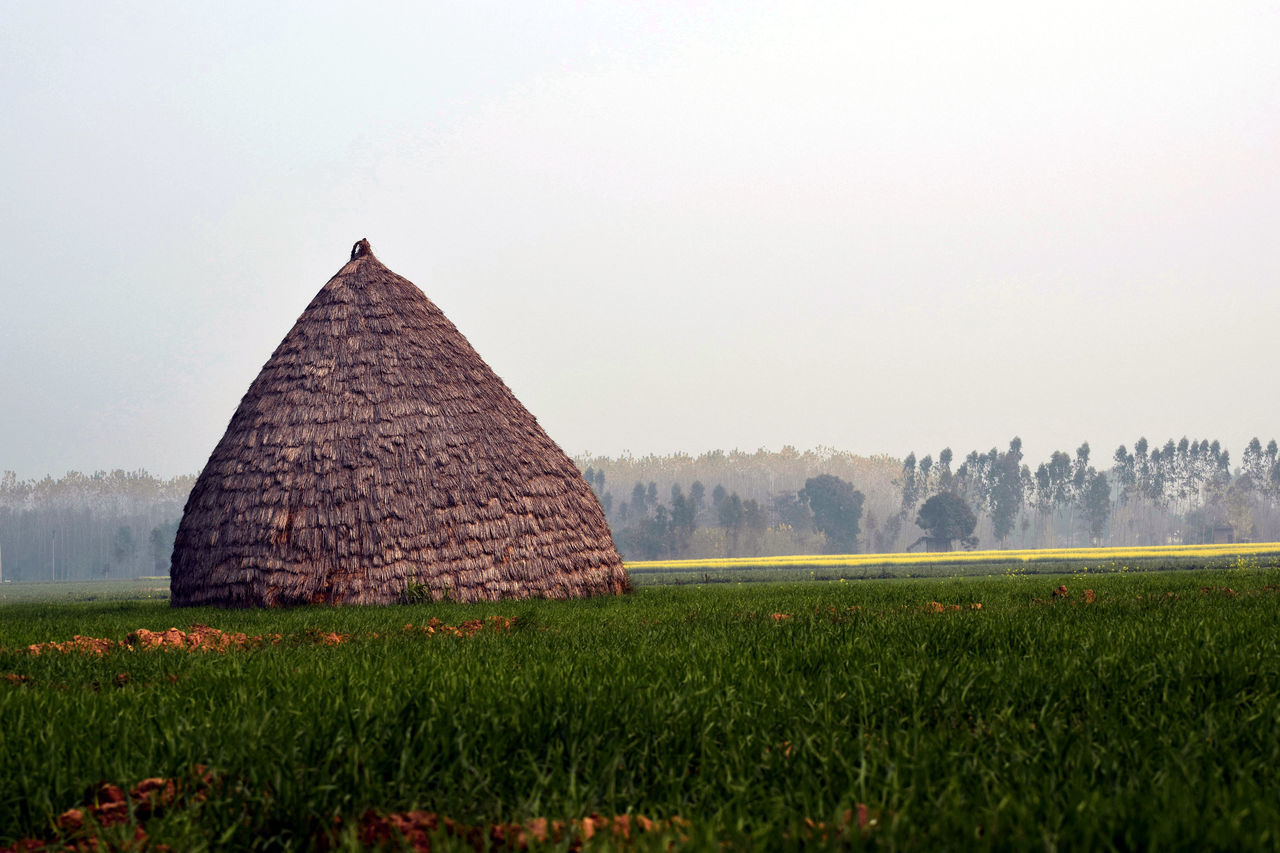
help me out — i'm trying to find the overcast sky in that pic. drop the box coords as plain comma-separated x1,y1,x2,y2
2,1,1277,481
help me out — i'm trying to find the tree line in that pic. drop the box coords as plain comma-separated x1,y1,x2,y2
2,437,1276,578
585,467,868,560
0,470,193,582
583,437,1280,559
895,436,1280,549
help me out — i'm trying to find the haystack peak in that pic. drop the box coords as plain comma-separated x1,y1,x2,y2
350,237,372,260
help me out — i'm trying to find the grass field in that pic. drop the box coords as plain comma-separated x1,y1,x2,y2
3,558,1279,850
0,578,171,605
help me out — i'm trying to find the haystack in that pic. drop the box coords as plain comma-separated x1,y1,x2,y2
170,239,628,607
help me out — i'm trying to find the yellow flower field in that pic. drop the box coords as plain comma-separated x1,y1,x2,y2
626,541,1280,572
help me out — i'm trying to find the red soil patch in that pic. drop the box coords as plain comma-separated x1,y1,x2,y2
24,636,116,657
402,615,513,638
924,602,973,613
352,810,691,851
1,767,217,853
5,764,871,853
126,625,281,652
15,617,512,659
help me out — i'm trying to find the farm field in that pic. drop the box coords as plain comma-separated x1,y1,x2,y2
2,565,1280,850
627,541,1280,585
0,579,171,605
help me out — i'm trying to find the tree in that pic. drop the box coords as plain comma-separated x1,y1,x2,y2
936,448,954,492
741,498,767,555
718,492,744,555
1081,469,1112,543
670,484,694,530
899,453,919,520
988,438,1027,545
670,484,696,554
718,493,743,529
631,482,647,516
771,491,815,550
1112,445,1135,497
623,505,671,560
1071,442,1091,500
918,455,934,493
800,474,864,553
148,521,179,575
914,492,977,549
688,481,706,521
111,525,136,573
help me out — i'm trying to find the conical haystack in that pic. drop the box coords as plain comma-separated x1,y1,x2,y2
171,239,629,607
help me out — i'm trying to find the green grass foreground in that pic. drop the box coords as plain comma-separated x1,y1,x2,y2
2,569,1279,850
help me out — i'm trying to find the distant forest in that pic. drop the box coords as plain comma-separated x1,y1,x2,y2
0,470,194,583
2,436,1278,580
578,437,1280,560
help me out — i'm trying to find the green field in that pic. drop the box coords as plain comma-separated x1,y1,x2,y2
3,564,1279,850
626,542,1280,585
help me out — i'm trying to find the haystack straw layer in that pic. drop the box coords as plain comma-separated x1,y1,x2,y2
170,239,628,607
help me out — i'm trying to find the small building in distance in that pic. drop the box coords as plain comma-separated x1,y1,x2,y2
906,535,954,553
1210,523,1235,545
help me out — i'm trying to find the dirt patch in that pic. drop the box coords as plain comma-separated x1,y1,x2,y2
351,810,691,851
401,615,513,638
24,636,116,657
1,767,217,853
125,625,284,652
15,617,513,658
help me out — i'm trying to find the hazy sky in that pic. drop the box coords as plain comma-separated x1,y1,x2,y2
3,1,1278,481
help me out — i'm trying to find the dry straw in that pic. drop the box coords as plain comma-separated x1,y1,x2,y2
171,239,628,607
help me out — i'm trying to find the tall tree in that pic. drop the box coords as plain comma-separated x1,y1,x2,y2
718,493,744,555
1081,470,1112,543
631,482,648,516
936,448,954,492
670,484,696,554
688,481,706,522
1071,443,1091,501
918,455,934,494
899,453,919,520
800,474,864,553
988,438,1026,546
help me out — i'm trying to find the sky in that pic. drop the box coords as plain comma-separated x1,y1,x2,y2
2,1,1278,481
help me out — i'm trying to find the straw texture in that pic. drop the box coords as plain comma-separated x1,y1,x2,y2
170,239,628,607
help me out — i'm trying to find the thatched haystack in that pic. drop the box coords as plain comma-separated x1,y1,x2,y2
170,239,629,607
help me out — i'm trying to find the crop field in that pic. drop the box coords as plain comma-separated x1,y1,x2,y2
3,563,1280,850
626,542,1280,585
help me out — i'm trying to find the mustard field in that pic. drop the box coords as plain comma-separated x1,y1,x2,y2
626,541,1280,582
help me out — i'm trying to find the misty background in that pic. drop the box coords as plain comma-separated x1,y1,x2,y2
3,434,1279,579
2,3,1278,574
